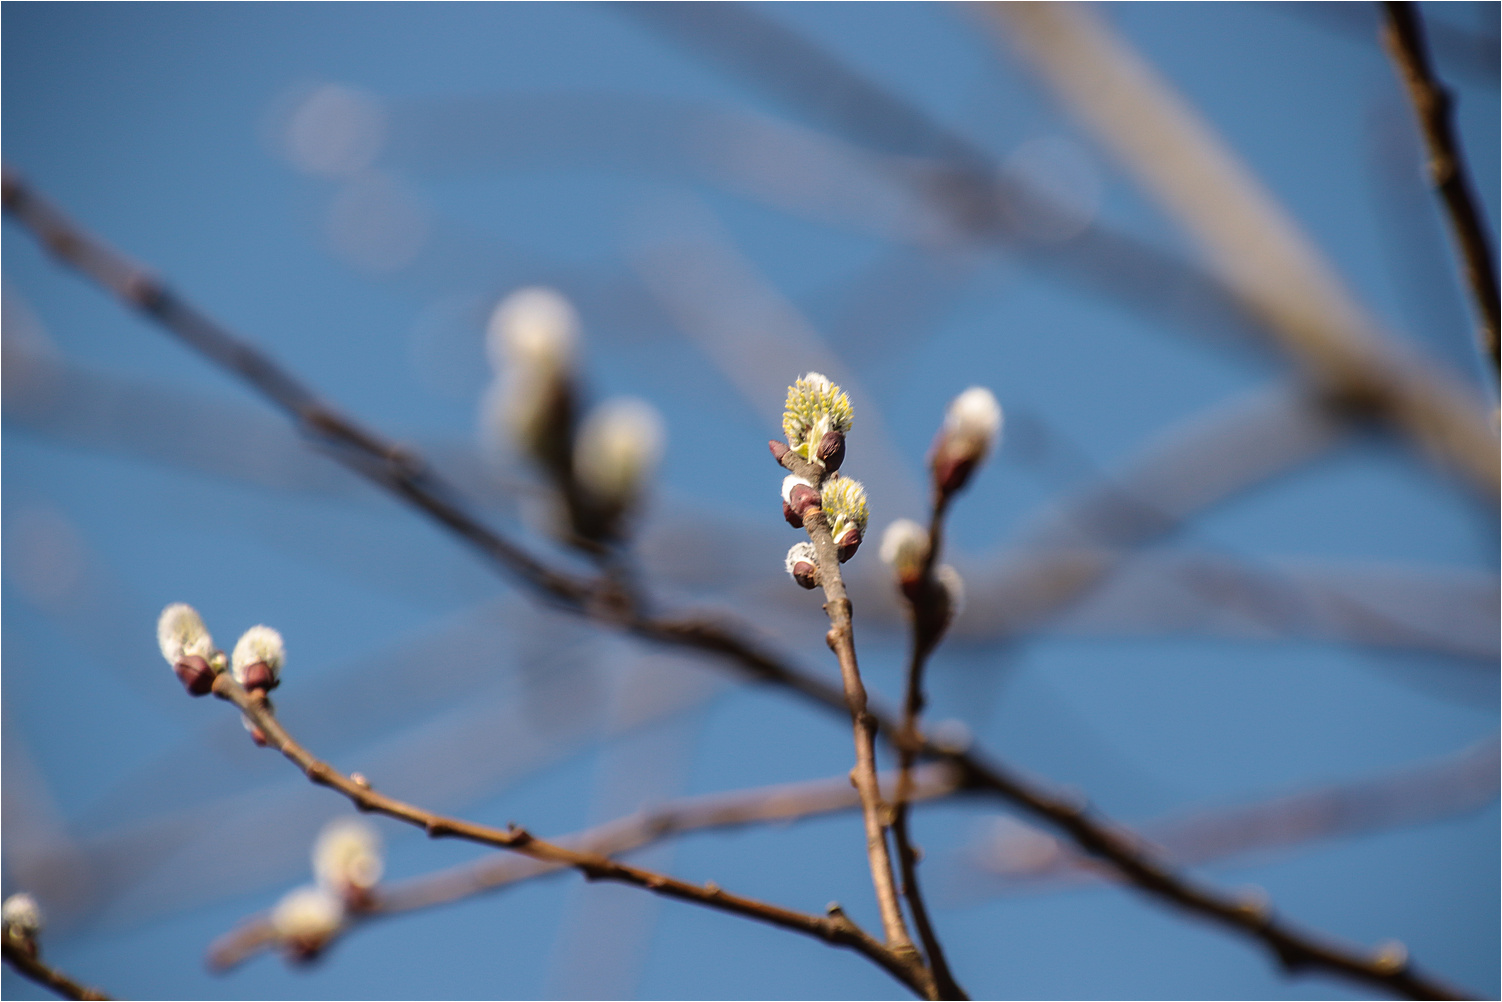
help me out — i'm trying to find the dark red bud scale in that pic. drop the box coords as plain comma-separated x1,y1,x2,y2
930,436,978,495
240,661,278,693
768,440,790,464
899,573,925,604
174,655,215,696
783,501,804,528
791,561,819,590
786,483,822,520
836,528,862,564
816,430,845,472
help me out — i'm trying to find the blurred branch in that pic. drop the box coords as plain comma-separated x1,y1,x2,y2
987,3,1497,495
1,940,110,1001
973,552,1499,666
626,3,1495,494
617,5,1274,355
1382,1,1501,379
211,673,932,998
891,488,966,1000
964,734,1500,890
948,382,1346,638
208,764,964,970
2,169,1469,999
10,337,1490,666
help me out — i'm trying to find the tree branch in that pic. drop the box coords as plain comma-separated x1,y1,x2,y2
1382,1,1501,380
209,673,930,998
888,487,966,1002
780,451,923,984
987,3,1497,496
2,170,1470,998
2,940,110,1001
209,764,965,970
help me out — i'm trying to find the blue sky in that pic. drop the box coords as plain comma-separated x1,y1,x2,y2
3,3,1497,999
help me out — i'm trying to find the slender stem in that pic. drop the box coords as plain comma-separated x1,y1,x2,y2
778,449,924,991
2,940,110,1001
890,489,965,1001
812,522,918,952
1,170,1471,999
210,765,965,971
211,674,928,998
1382,1,1501,381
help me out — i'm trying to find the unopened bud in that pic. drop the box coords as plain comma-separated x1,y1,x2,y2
785,542,820,589
931,387,1002,494
2,894,42,939
270,885,344,961
880,518,929,593
233,625,285,692
314,818,384,907
1372,940,1408,975
768,439,790,464
781,475,821,522
815,429,845,472
486,287,577,377
173,654,216,696
936,564,965,619
834,525,862,563
573,397,664,517
243,718,270,748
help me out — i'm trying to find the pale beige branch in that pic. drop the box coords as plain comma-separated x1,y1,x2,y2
987,2,1497,495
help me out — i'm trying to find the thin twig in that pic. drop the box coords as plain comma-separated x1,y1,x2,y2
1,170,1470,999
209,764,965,970
779,452,924,987
889,488,966,1001
210,673,929,998
2,940,111,1001
1382,1,1501,380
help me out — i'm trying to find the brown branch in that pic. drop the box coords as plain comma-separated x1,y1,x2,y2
948,748,1469,1000
2,170,1470,998
209,673,930,998
209,764,965,970
2,940,110,1001
888,486,966,1001
779,452,922,983
0,166,596,615
1382,1,1501,380
968,734,1500,889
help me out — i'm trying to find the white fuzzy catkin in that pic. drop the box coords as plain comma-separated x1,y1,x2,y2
2,893,42,936
784,541,818,576
943,387,1003,460
879,519,929,578
486,287,577,376
573,398,664,508
270,886,345,942
157,603,215,666
232,625,286,685
313,818,384,894
936,564,966,617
